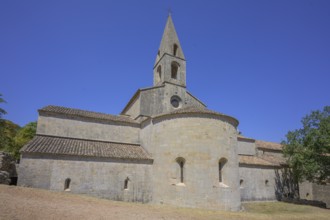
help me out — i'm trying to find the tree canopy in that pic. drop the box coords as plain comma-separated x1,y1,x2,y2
12,122,37,159
282,106,330,184
0,93,6,118
0,121,37,160
0,94,36,159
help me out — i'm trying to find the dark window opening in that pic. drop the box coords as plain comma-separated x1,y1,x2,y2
176,157,185,183
64,178,71,191
124,177,129,190
265,179,269,186
173,44,178,56
157,65,162,81
219,162,223,182
240,179,244,186
179,161,184,183
171,62,179,79
219,158,227,183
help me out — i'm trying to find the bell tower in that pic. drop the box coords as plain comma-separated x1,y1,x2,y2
153,15,186,87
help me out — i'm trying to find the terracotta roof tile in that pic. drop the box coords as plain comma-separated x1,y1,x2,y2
153,106,239,126
39,105,138,124
239,155,281,167
21,135,152,160
255,140,283,151
260,155,287,166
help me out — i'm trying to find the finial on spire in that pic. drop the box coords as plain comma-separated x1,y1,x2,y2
167,7,172,16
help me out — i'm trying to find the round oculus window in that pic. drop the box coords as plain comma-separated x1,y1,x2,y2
171,96,182,108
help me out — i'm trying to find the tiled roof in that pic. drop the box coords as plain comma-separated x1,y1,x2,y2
169,106,219,115
260,155,287,166
237,135,255,142
153,107,239,126
239,155,280,167
21,135,152,160
39,105,139,124
255,140,283,151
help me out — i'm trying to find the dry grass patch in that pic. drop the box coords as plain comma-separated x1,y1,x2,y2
0,185,329,220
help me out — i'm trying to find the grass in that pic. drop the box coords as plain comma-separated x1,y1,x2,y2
0,185,329,220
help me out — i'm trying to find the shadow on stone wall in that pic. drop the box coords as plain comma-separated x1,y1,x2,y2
274,168,328,209
274,168,299,200
281,197,327,209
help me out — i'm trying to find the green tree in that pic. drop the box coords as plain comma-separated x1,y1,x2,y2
0,120,20,153
0,94,36,159
12,122,37,159
0,93,6,118
282,106,330,184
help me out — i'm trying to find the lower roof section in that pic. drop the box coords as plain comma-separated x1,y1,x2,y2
239,155,282,168
21,135,152,161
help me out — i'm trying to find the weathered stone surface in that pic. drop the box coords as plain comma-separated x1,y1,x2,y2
0,152,17,185
140,114,241,211
18,154,153,203
0,171,10,185
299,181,330,208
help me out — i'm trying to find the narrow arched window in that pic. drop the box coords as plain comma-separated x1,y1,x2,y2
179,161,184,183
176,157,185,183
219,158,227,183
240,179,244,186
124,177,129,190
173,44,178,56
64,178,71,191
157,65,162,81
171,62,179,79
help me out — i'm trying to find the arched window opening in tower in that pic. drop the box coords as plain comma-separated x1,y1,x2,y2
173,44,178,56
219,158,227,183
157,65,162,82
171,62,179,79
176,157,185,183
64,178,71,191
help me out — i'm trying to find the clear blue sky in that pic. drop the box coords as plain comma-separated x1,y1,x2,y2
1,0,329,143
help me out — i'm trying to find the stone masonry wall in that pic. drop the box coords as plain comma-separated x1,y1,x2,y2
37,115,140,144
237,140,256,156
18,154,153,203
299,181,330,208
140,114,241,211
0,152,17,184
239,166,278,201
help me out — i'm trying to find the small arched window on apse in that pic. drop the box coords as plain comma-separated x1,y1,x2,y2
176,157,185,183
157,65,162,82
219,158,227,183
64,178,71,191
265,179,269,186
157,50,160,58
173,44,178,56
240,179,244,186
124,177,130,190
171,62,179,79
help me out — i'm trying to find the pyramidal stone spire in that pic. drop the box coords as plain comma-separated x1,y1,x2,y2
153,15,187,87
154,14,185,65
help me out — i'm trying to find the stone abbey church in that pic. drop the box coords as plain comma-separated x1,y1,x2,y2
18,16,286,211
